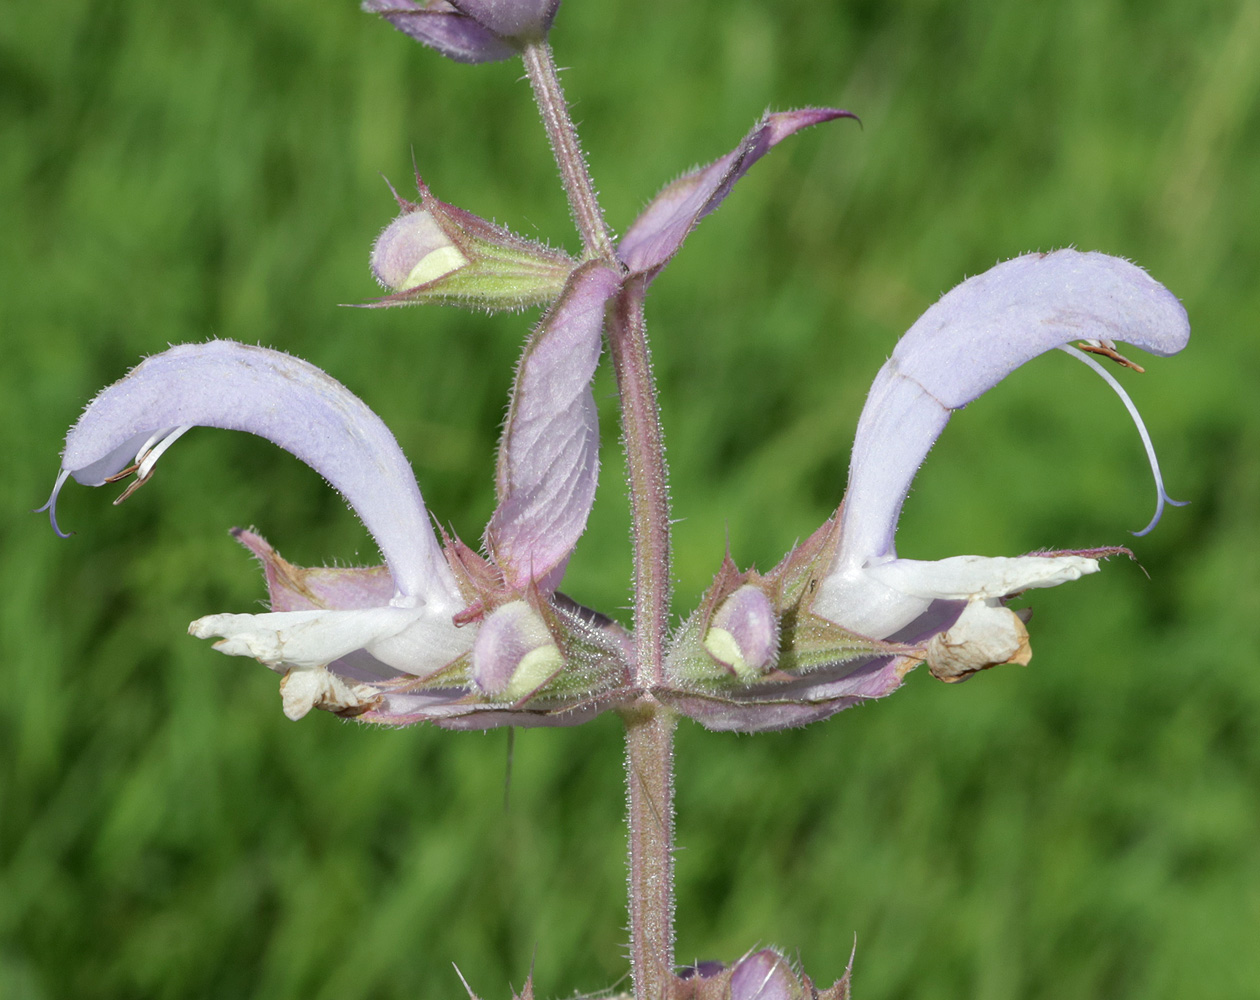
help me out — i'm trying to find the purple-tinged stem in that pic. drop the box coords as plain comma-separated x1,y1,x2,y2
610,280,678,999
623,701,677,1000
521,42,676,999
522,42,616,261
608,282,672,686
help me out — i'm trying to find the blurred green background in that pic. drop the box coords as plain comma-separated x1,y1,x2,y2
3,0,1259,997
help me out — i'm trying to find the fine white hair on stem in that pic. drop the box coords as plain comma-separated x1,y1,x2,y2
1059,344,1188,536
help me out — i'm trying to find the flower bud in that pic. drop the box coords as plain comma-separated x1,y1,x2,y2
371,209,469,291
702,584,779,679
369,179,575,310
363,0,560,65
450,0,560,41
472,600,563,701
729,950,805,1000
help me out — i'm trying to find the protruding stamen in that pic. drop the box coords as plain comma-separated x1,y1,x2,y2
110,426,193,505
102,463,140,484
101,429,174,484
1059,344,1188,536
112,472,151,505
1077,339,1146,373
136,425,192,479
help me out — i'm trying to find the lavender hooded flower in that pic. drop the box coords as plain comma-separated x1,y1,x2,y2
662,249,1189,731
812,250,1189,651
42,263,627,726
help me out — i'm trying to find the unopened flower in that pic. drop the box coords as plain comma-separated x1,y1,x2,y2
369,176,574,310
472,599,563,700
372,208,467,290
702,584,779,680
362,0,561,64
664,558,793,692
447,0,560,40
668,947,850,1000
728,950,805,1000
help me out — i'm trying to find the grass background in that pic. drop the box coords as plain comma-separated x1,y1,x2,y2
3,0,1259,997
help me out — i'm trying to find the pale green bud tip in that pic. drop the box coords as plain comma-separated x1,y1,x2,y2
371,210,468,292
702,584,779,679
472,600,563,701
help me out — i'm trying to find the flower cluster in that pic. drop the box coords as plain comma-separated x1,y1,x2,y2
42,2,1189,736
41,2,1193,996
42,242,1188,729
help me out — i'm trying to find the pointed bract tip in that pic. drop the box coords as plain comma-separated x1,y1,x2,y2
618,107,857,278
451,963,484,1000
765,107,859,140
817,940,855,1000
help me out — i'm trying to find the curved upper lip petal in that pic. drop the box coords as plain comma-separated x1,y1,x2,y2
892,250,1189,409
44,339,460,608
837,249,1190,570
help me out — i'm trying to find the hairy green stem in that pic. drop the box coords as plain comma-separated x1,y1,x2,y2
623,703,678,1000
522,42,617,261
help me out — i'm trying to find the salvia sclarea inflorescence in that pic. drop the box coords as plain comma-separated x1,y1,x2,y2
42,3,1188,734
40,3,1192,996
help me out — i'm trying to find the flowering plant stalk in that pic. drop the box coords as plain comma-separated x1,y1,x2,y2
41,2,1190,997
